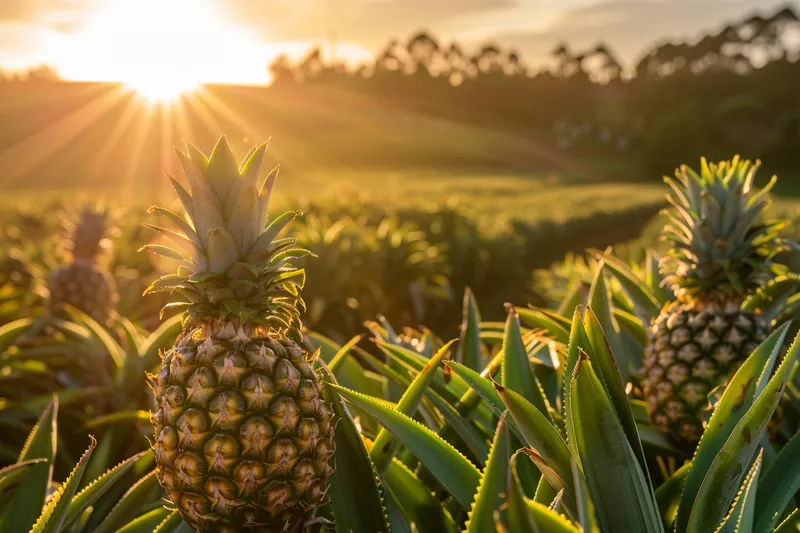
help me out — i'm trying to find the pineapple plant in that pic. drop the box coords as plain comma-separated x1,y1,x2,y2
47,207,118,327
144,137,334,532
642,157,795,447
0,247,46,322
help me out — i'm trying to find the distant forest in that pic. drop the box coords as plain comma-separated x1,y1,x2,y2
3,4,799,174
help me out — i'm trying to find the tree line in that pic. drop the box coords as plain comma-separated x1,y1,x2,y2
2,4,798,177
268,4,800,175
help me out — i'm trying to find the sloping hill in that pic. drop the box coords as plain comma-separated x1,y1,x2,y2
0,81,609,192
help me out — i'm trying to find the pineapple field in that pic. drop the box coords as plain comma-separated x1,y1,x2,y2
4,0,800,529
2,129,800,533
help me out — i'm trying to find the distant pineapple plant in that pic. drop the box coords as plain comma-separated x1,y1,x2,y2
47,206,118,327
642,157,795,447
144,137,334,532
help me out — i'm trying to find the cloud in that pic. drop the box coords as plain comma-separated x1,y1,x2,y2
491,0,800,65
225,0,518,48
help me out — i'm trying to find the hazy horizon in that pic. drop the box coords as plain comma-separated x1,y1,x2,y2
1,0,795,85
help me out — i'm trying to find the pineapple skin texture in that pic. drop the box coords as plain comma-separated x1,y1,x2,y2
47,262,117,325
152,320,334,533
642,301,768,448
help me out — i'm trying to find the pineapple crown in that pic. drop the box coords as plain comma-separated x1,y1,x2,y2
660,156,793,302
142,136,309,329
68,206,109,261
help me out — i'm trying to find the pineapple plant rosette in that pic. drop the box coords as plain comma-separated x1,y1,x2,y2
642,157,796,447
48,206,118,328
143,137,334,532
512,157,800,449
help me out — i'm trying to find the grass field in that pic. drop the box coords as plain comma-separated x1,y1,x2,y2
0,167,668,228
1,80,797,237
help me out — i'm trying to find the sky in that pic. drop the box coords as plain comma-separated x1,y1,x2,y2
0,0,795,86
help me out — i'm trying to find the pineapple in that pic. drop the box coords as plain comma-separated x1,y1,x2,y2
145,137,334,532
642,157,792,447
47,207,117,326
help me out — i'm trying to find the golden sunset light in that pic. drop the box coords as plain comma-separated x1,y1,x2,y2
11,0,373,102
52,0,281,100
1,1,800,531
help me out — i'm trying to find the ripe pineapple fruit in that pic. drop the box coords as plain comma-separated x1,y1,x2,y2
145,137,334,532
47,207,117,326
642,157,792,447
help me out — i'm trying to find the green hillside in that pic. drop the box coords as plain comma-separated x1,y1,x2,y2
0,81,623,192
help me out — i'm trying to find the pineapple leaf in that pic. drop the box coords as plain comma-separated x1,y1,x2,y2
613,308,647,346
91,470,161,533
0,459,46,494
568,356,664,533
381,454,458,533
741,274,800,322
498,452,539,533
305,331,385,400
147,205,201,247
587,266,637,380
205,136,239,204
466,416,512,533
676,324,791,533
84,410,151,429
516,307,570,345
591,250,663,321
143,274,186,295
142,223,203,259
495,382,576,518
501,306,550,416
237,142,268,185
330,383,481,509
257,168,278,224
225,184,260,253
424,386,489,462
458,287,483,371
533,476,560,508
319,362,390,533
165,175,196,227
583,308,650,484
382,482,414,533
247,211,300,260
571,459,597,533
377,342,469,404
153,510,194,532
683,330,800,533
81,429,116,492
369,339,456,473
0,398,57,533
713,449,762,533
0,317,34,352
655,462,691,530
115,508,173,533
563,308,591,465
61,450,152,531
445,361,511,429
139,244,188,263
526,499,580,533
753,429,800,532
63,304,125,369
30,436,95,533
327,334,363,374
205,226,240,273
139,314,183,369
774,510,800,533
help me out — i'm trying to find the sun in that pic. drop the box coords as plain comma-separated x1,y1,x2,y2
54,0,272,90
125,77,198,103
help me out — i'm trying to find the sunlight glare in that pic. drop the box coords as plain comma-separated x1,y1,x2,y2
126,77,197,104
56,0,271,90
